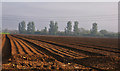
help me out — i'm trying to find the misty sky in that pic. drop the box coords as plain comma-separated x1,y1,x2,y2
2,2,118,32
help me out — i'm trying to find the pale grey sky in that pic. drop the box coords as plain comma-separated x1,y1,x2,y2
1,0,119,2
2,2,118,32
0,2,2,33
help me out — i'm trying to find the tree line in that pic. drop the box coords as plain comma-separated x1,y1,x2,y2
18,21,118,37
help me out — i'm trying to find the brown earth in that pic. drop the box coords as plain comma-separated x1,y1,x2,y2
2,34,120,71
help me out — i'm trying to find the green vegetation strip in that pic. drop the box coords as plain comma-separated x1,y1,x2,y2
0,33,10,34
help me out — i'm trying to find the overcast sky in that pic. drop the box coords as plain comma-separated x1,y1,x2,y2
2,2,118,32
1,0,119,2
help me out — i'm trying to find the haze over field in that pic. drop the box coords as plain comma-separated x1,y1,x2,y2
1,2,120,70
2,2,118,32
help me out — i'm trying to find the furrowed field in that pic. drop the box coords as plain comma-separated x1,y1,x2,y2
2,34,120,71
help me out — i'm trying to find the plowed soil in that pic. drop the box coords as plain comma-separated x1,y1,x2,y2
2,34,120,71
